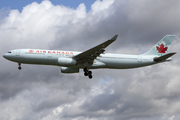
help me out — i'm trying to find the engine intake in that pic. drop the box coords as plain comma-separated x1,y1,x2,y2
61,67,79,73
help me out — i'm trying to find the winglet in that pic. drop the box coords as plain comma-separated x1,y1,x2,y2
110,35,118,41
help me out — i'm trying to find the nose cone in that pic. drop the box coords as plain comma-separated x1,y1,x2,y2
3,52,17,62
3,53,8,59
3,53,11,60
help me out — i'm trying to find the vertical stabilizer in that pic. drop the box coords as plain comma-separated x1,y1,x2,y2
143,35,175,56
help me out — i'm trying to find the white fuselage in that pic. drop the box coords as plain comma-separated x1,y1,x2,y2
3,49,162,69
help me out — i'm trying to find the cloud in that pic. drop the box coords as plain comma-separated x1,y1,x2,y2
0,0,180,120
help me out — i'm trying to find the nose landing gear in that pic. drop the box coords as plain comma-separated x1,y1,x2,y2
18,63,21,70
84,67,92,79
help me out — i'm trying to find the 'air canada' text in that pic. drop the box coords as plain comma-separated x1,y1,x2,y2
29,50,74,54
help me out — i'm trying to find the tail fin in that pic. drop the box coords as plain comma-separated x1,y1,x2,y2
144,35,175,56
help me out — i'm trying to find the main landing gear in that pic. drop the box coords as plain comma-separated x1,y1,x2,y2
18,63,21,70
84,67,92,79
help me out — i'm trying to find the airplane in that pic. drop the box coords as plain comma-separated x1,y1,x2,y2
3,35,176,79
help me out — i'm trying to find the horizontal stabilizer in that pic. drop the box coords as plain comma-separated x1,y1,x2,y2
154,52,176,62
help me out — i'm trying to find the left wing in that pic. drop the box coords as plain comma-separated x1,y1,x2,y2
73,35,118,64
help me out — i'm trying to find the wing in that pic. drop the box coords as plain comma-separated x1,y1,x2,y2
73,35,118,65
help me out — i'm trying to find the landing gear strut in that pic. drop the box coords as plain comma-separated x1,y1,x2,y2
84,67,92,79
18,63,21,70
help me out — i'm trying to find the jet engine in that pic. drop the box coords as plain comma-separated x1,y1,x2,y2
61,67,79,73
58,57,77,66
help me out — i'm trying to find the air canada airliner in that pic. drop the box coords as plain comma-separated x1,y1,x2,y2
3,35,176,79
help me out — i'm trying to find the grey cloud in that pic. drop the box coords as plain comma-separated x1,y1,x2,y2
81,93,120,112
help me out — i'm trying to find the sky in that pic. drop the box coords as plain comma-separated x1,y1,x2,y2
0,0,95,12
0,0,180,120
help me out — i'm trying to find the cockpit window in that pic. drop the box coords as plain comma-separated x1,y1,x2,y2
8,51,11,53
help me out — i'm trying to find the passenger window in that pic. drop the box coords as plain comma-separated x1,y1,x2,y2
8,51,11,53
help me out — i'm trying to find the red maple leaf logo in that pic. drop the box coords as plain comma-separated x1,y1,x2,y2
156,44,168,53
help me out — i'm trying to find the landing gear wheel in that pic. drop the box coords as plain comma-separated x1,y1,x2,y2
18,63,21,70
84,72,88,76
83,67,88,73
18,66,21,70
88,74,92,79
83,67,93,79
88,71,92,75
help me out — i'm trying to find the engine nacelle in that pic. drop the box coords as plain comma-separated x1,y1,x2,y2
61,67,79,73
58,57,77,66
